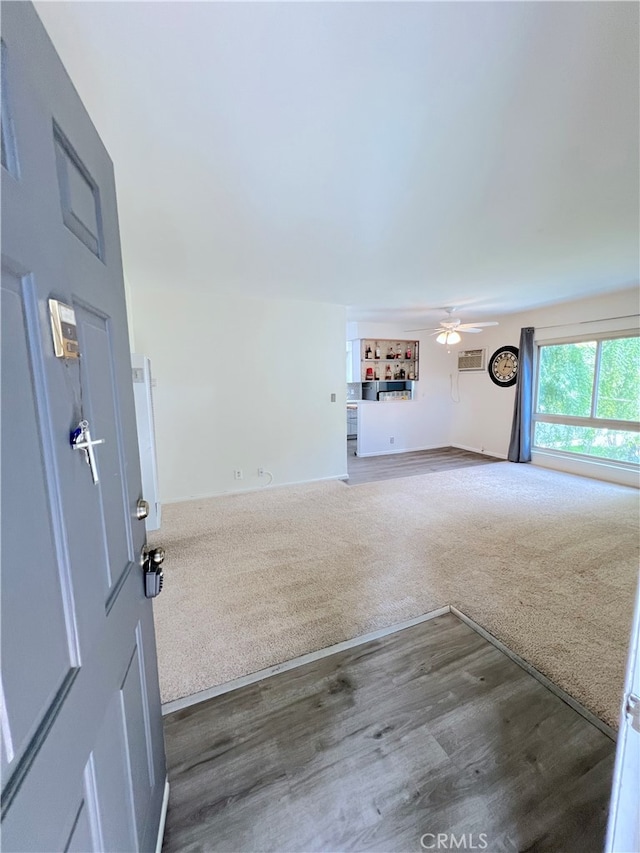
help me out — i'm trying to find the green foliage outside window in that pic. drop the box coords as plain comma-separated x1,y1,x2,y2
537,342,596,416
534,423,639,463
535,336,639,464
596,337,640,421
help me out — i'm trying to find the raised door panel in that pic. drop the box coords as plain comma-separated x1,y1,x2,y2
0,269,78,783
75,305,133,600
91,690,137,853
121,629,157,849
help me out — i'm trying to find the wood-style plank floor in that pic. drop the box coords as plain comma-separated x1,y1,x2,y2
346,440,502,485
162,613,614,853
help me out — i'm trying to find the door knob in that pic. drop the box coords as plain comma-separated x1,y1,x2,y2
136,499,149,520
148,547,165,567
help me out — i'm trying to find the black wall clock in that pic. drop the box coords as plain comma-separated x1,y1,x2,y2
488,346,519,387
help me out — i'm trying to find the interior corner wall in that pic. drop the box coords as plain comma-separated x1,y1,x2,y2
448,286,640,466
129,285,347,503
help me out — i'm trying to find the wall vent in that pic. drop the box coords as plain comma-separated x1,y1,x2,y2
457,348,486,372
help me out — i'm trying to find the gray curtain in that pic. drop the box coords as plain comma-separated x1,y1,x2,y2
508,327,535,462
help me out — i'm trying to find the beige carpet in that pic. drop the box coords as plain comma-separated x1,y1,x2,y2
151,463,639,728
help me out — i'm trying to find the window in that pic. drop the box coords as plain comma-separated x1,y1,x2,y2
533,335,640,465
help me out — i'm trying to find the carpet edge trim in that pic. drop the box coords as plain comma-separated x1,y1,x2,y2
162,603,618,741
450,605,617,741
161,605,451,715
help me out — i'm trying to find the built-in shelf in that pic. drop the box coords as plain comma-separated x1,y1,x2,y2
358,339,419,382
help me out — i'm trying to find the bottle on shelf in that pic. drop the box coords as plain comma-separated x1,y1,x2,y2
365,345,372,359
375,342,381,359
396,344,402,359
399,367,406,379
406,345,412,360
385,364,392,380
387,346,394,360
374,366,380,380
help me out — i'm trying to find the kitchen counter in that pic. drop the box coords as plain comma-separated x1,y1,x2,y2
346,398,413,405
350,392,427,458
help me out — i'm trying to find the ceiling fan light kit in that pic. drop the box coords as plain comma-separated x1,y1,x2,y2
436,330,461,345
408,308,499,344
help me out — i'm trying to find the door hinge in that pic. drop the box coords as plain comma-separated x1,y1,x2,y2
624,693,640,733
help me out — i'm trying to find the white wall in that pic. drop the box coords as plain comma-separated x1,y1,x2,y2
348,322,453,455
127,283,637,503
447,286,639,483
130,285,347,502
447,323,520,459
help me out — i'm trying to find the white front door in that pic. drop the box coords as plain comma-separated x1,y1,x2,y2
606,577,640,852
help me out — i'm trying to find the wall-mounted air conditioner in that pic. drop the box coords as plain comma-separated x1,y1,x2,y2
457,348,486,372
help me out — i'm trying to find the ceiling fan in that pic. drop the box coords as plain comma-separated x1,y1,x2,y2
407,308,498,345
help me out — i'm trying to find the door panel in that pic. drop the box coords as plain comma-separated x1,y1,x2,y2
1,4,166,850
76,304,133,595
121,638,157,845
53,125,103,259
1,268,78,780
92,689,138,853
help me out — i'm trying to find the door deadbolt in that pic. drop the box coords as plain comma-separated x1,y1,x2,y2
142,546,165,598
147,547,165,566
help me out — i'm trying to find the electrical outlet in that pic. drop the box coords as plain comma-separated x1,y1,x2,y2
258,467,264,477
234,469,243,480
390,436,394,445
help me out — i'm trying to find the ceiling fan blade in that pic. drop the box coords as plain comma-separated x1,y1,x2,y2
407,320,498,333
457,321,499,329
461,327,483,333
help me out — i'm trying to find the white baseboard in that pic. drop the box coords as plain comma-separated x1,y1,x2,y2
355,444,447,458
450,443,507,460
164,474,349,505
155,778,170,853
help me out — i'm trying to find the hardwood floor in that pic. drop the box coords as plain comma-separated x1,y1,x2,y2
346,440,502,485
162,613,614,853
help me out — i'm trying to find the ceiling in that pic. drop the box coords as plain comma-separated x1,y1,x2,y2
34,1,639,326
